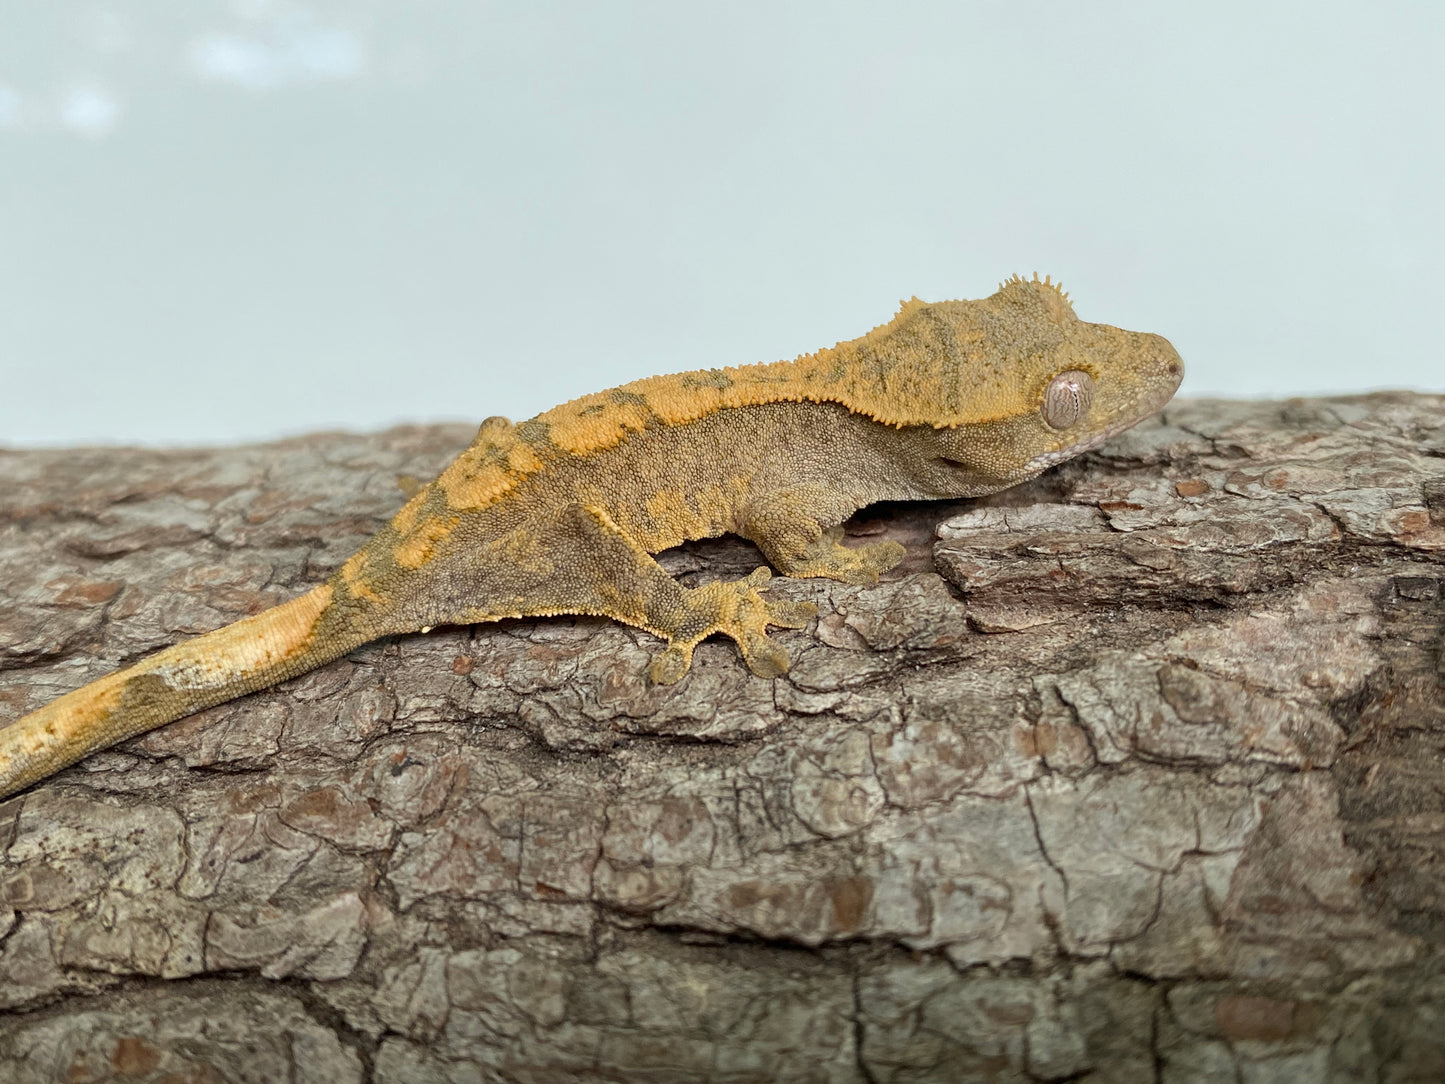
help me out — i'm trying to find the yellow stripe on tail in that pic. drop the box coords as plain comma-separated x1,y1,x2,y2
0,584,358,799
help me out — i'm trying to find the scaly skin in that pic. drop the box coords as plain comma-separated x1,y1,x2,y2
0,276,1183,798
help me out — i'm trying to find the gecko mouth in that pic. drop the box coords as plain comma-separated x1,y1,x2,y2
933,411,1153,477
1022,425,1125,472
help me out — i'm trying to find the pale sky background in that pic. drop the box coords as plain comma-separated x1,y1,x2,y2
1,1,1441,447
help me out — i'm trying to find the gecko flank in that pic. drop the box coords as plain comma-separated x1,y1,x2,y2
0,275,1183,798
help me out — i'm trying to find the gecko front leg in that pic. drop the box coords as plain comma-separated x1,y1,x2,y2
741,486,905,585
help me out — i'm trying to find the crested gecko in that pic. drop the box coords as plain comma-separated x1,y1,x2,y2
0,275,1183,798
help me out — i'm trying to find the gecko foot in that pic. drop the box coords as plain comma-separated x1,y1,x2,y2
648,567,818,684
773,527,906,585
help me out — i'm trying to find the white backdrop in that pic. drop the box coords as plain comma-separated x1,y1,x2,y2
2,1,1441,446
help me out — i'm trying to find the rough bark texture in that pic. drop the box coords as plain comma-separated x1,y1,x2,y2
0,393,1443,1083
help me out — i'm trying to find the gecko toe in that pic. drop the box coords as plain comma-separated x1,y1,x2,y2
649,644,693,685
766,599,818,629
739,632,791,679
833,540,906,584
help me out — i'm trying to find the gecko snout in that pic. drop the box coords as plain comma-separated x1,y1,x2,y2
1146,334,1185,390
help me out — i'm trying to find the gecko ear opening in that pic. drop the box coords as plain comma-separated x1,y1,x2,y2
1041,370,1094,430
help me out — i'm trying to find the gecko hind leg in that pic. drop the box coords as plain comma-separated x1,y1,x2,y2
510,504,817,685
647,566,817,685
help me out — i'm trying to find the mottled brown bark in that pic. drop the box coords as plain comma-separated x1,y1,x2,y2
0,394,1442,1083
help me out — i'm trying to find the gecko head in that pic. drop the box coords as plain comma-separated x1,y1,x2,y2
1013,293,1184,476
917,275,1184,492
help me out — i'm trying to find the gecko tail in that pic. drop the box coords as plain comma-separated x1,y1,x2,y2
0,583,370,800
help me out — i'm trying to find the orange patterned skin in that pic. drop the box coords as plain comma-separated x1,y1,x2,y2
0,276,1182,798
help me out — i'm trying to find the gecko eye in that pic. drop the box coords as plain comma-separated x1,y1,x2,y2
1041,370,1094,430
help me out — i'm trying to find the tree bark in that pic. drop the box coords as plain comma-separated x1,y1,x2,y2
0,394,1442,1083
